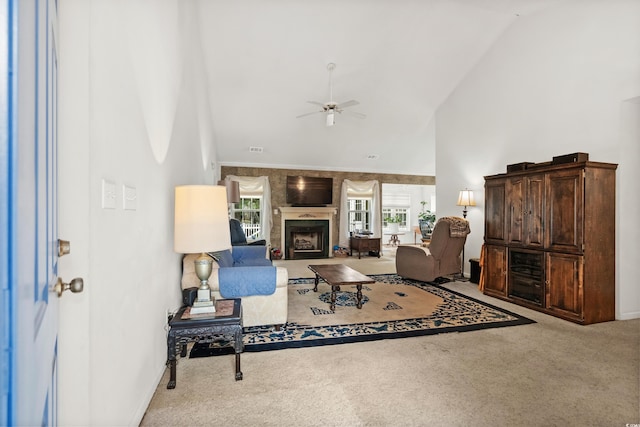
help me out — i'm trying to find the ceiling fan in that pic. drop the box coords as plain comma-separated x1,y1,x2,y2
296,63,366,126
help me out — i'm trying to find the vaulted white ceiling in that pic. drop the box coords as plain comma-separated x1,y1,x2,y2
196,0,555,175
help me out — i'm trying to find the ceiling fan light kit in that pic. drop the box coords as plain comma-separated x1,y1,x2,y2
296,63,366,126
326,111,335,127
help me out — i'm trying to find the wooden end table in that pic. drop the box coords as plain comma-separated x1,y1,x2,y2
385,232,404,246
308,264,375,311
349,236,381,259
166,298,243,389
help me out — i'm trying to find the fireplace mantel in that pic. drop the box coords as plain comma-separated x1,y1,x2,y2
279,207,337,258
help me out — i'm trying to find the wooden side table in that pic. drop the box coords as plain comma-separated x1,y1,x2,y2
166,298,243,389
469,258,481,284
384,232,405,246
349,237,381,259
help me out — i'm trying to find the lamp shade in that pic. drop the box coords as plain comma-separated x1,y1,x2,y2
457,189,476,207
174,185,231,253
217,179,241,204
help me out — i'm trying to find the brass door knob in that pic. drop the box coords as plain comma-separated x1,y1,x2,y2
53,277,84,297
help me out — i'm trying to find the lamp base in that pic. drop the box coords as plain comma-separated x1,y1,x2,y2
453,273,470,282
191,299,216,314
191,255,216,314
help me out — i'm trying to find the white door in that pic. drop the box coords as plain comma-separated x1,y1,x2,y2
0,1,78,425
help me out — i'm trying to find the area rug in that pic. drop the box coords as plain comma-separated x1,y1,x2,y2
190,273,534,356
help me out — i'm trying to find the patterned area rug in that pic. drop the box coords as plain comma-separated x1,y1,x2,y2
190,274,534,356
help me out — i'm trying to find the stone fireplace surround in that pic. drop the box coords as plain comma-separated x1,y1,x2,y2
279,207,337,259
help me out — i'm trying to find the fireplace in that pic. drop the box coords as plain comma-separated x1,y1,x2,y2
279,207,337,259
285,220,329,260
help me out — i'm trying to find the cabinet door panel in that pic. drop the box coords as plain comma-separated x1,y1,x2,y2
507,177,525,245
483,245,507,297
546,253,583,320
508,174,544,247
485,179,506,244
545,169,584,253
526,175,544,247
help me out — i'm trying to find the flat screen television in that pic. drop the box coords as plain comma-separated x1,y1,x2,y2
286,176,333,206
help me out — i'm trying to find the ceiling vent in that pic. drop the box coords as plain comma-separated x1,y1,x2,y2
249,146,264,153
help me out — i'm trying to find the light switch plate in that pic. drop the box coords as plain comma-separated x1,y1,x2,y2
123,185,137,211
101,179,117,209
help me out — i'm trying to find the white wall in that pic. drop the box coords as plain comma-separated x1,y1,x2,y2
58,1,218,425
435,1,640,319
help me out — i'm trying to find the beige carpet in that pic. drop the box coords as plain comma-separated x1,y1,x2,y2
141,246,640,427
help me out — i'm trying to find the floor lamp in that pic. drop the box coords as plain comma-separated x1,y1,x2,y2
219,179,241,217
456,189,476,281
218,179,241,205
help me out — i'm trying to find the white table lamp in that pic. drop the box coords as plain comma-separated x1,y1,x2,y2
174,185,231,314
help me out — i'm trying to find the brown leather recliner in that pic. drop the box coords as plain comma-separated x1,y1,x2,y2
395,217,470,282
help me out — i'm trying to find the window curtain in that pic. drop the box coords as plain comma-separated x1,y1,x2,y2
339,179,381,248
225,175,272,245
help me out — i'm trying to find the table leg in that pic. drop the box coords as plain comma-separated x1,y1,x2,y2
167,332,177,389
313,273,320,292
167,359,176,389
235,353,243,381
234,326,243,381
330,285,338,311
356,284,363,309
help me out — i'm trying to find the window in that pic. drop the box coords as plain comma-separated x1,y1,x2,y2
339,179,380,248
224,175,272,245
347,198,371,233
382,207,409,230
232,196,262,240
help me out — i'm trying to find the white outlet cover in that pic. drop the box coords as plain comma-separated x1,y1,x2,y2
102,179,117,209
123,185,137,211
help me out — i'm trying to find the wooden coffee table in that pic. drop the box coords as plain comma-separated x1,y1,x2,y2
308,264,375,311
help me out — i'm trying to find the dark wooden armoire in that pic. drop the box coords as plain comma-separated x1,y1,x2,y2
483,154,617,324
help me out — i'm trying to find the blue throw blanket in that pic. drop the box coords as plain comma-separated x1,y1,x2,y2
218,266,277,298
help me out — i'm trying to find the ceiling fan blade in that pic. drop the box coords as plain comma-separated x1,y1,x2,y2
307,101,325,107
336,100,359,109
296,110,323,119
343,110,367,119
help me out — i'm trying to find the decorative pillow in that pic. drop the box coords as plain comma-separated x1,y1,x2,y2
231,245,271,266
180,253,220,290
209,249,234,268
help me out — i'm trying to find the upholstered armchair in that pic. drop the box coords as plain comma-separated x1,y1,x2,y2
395,217,470,282
229,218,267,246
